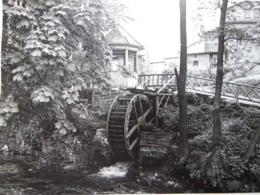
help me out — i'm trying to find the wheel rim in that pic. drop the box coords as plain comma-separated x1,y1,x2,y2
107,94,153,159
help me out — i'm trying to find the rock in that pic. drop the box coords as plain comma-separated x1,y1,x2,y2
166,181,176,186
0,144,9,152
93,129,108,146
93,128,110,156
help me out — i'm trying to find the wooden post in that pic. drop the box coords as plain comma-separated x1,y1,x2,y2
155,95,159,127
125,49,128,67
135,52,138,73
236,85,239,104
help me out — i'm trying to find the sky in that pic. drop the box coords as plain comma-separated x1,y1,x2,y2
121,0,181,62
119,0,247,62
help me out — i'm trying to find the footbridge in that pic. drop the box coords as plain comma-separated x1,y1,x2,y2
137,74,260,106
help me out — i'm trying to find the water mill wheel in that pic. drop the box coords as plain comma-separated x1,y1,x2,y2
107,94,154,159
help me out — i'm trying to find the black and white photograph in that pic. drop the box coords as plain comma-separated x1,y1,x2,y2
0,0,260,194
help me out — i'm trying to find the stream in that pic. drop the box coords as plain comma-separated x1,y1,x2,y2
0,153,212,194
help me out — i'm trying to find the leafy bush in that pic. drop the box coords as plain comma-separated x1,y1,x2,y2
0,95,19,127
166,94,260,191
1,0,125,161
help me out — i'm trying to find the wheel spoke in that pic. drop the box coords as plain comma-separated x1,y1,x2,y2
138,96,144,115
126,107,153,138
132,101,139,123
129,137,139,151
126,123,139,139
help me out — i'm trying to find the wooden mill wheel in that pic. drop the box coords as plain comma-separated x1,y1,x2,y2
107,94,154,159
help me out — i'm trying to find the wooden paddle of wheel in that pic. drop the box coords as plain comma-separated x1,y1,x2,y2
107,94,154,159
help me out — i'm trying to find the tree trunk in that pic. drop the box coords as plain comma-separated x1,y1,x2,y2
244,125,260,162
208,0,228,186
0,0,2,98
213,0,228,150
177,0,189,161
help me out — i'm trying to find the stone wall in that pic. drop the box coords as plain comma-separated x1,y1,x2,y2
140,130,173,159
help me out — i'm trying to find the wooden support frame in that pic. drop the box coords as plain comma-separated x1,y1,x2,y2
155,96,159,127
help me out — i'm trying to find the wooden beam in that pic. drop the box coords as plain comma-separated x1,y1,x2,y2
240,86,252,100
132,101,139,123
155,96,159,127
129,137,139,151
157,76,175,94
132,101,141,135
159,95,166,107
137,96,144,115
164,95,171,107
126,107,153,138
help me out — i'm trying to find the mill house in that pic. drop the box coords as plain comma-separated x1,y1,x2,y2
105,26,144,88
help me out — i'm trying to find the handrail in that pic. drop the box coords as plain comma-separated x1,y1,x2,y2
139,77,153,86
224,81,260,90
139,73,175,77
157,76,176,94
137,74,260,104
139,74,260,89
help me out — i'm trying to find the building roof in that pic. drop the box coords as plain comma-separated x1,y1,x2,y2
105,26,144,50
188,51,218,55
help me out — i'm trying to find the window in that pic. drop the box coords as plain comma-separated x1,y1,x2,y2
227,11,232,20
209,54,217,64
193,60,199,66
244,10,251,19
254,8,260,18
213,57,217,64
128,50,137,72
112,49,125,66
195,54,197,58
209,54,213,62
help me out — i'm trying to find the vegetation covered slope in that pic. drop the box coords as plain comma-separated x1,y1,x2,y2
161,93,260,192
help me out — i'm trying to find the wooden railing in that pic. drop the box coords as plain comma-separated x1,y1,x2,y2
138,74,176,88
138,74,260,104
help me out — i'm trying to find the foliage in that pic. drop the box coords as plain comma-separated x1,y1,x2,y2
224,23,260,83
182,94,260,192
0,95,19,127
1,0,125,159
198,1,260,84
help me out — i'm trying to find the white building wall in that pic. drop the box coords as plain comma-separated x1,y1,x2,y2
149,61,168,74
187,53,218,75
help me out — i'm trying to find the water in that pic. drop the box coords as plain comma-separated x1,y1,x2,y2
94,162,130,178
0,154,97,194
0,154,200,194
